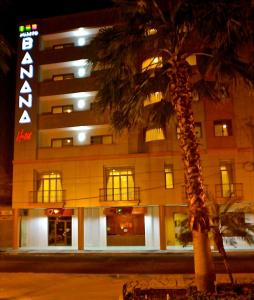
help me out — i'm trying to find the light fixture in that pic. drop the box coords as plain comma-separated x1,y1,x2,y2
77,99,85,109
78,132,86,142
78,67,86,77
77,37,86,46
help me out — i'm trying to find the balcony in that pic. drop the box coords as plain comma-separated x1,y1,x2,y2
39,110,109,130
29,190,66,205
215,183,243,203
99,187,140,202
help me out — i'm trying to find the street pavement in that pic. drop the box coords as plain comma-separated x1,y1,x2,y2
0,250,254,274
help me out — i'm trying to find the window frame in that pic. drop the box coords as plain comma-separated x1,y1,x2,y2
51,137,73,148
37,171,63,203
51,104,73,114
104,167,135,201
90,135,113,145
164,164,174,189
214,119,232,136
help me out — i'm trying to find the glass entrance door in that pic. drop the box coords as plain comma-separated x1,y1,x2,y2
48,217,72,246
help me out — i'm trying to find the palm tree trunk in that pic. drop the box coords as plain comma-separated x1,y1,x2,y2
169,60,215,292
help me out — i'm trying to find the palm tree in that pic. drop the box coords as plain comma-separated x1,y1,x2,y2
90,0,254,292
177,197,254,285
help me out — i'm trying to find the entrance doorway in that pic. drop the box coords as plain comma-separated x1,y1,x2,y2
48,216,72,246
105,207,145,246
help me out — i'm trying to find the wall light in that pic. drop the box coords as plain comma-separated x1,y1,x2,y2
78,67,86,77
77,99,86,109
77,37,86,46
78,132,86,142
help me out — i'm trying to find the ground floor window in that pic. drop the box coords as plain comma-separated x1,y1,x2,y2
106,207,145,246
48,216,72,246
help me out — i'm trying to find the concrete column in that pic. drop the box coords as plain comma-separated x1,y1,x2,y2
159,205,166,250
78,208,84,250
12,208,20,249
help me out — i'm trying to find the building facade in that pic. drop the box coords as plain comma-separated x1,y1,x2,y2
12,9,254,251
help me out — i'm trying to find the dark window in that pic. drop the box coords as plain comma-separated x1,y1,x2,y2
91,135,113,145
52,43,74,50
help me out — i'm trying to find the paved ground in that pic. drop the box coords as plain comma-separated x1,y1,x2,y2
0,273,254,300
0,250,254,274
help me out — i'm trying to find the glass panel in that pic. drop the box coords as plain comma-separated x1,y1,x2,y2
220,164,233,197
91,136,102,144
37,172,63,203
48,217,72,246
142,57,162,71
144,91,162,106
52,139,62,148
214,120,232,136
102,135,113,144
62,138,73,147
145,128,165,142
52,106,62,114
165,166,174,189
62,105,73,113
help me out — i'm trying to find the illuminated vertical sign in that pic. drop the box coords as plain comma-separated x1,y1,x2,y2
16,24,38,142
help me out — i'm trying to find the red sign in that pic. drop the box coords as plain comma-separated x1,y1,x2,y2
16,129,32,142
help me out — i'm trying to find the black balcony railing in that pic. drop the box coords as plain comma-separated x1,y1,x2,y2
29,190,65,203
215,183,243,202
99,187,140,202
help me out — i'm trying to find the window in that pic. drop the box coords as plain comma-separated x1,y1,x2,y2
145,128,165,142
91,135,113,145
176,122,202,139
37,172,63,203
105,168,135,201
52,105,73,114
144,91,162,106
214,120,232,136
165,164,174,189
145,28,157,36
142,57,162,72
220,162,234,197
51,137,73,148
52,43,74,50
52,73,74,81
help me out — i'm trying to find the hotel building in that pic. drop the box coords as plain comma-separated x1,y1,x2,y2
12,8,254,251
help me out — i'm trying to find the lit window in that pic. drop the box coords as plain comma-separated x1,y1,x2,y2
176,122,202,139
146,28,157,36
142,57,162,72
51,137,73,148
52,73,74,81
52,105,73,114
165,164,174,189
186,54,197,66
214,120,232,136
91,135,113,145
105,168,135,201
220,162,234,197
145,128,165,142
37,172,63,203
144,91,162,106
